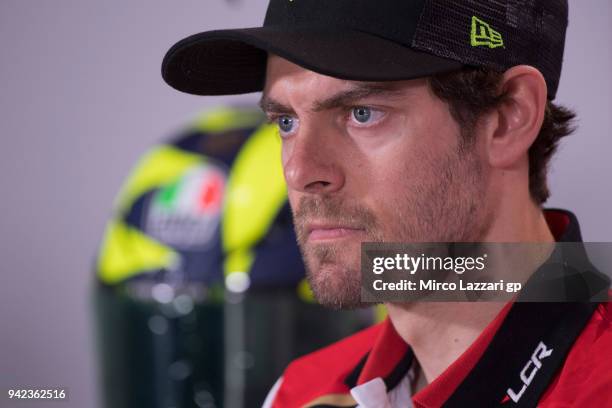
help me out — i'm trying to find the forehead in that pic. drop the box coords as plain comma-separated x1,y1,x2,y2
262,54,429,109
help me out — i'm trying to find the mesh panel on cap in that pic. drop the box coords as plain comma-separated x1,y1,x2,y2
411,0,568,98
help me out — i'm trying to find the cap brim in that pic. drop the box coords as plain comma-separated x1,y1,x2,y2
162,27,464,96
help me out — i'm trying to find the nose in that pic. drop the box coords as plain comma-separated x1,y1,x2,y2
283,126,345,195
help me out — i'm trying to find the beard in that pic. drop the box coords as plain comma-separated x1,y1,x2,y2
292,142,489,310
293,196,384,309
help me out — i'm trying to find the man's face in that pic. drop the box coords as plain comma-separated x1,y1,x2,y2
262,56,491,309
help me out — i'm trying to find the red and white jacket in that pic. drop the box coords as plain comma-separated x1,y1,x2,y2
265,209,612,407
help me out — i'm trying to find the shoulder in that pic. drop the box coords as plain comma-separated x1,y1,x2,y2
541,301,612,406
571,300,612,364
270,322,384,408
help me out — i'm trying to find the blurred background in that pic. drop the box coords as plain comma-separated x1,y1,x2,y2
0,1,611,407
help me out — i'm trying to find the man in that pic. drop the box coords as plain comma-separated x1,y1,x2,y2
161,1,611,406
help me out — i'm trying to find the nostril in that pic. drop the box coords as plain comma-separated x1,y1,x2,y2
304,180,332,192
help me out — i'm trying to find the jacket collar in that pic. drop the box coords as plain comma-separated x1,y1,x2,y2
345,208,606,407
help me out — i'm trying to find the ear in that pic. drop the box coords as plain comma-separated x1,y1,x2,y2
483,65,547,169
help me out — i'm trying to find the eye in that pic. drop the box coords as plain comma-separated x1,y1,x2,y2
276,115,299,137
349,106,385,126
352,107,371,123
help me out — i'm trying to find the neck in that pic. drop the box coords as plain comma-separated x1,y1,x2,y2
386,301,505,385
387,199,555,386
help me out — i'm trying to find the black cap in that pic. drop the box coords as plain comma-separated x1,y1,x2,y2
162,0,568,99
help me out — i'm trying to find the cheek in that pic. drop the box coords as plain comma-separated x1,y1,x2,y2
354,102,459,167
280,140,292,168
356,159,414,231
358,122,461,222
358,127,442,191
286,188,301,213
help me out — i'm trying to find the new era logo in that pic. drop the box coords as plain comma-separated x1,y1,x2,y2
471,16,504,49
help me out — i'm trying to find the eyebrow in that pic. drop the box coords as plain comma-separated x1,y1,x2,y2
258,98,295,116
258,82,405,115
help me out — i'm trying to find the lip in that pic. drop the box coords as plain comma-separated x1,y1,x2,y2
306,223,364,242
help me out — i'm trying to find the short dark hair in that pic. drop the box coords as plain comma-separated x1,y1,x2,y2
429,67,576,204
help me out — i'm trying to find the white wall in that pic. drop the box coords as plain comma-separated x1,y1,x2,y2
548,1,612,240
